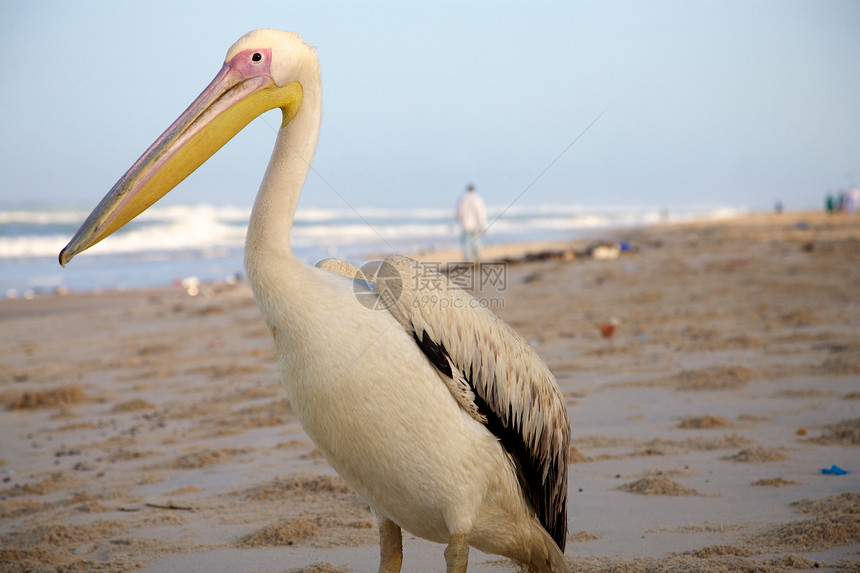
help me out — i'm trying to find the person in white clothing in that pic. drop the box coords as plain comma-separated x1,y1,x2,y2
456,183,487,262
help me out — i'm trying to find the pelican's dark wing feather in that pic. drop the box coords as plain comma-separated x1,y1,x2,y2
378,255,570,550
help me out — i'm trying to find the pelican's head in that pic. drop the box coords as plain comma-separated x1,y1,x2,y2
59,29,316,266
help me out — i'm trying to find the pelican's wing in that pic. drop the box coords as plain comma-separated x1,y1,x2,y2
377,255,570,550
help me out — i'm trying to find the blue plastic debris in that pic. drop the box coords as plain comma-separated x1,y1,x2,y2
820,465,850,475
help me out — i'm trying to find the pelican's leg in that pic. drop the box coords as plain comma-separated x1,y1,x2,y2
377,515,402,573
444,533,469,573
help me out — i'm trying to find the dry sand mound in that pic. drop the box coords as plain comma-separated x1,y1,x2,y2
285,563,350,573
674,366,753,391
241,474,356,502
676,415,733,429
2,385,91,410
725,447,789,463
751,477,800,487
238,518,320,547
619,475,703,496
809,417,860,446
751,492,860,551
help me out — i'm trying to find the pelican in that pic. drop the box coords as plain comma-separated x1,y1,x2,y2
59,30,570,572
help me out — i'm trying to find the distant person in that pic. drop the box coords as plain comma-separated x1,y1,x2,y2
455,183,487,262
825,193,835,213
774,200,784,214
847,186,859,214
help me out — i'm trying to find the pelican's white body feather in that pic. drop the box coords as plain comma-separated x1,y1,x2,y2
257,263,546,559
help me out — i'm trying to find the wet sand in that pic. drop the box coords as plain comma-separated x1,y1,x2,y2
1,211,858,572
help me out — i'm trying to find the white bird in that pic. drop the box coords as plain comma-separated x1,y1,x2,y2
60,30,570,573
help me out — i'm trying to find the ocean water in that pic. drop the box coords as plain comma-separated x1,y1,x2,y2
0,203,745,295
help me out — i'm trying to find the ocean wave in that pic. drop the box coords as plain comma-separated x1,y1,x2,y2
0,203,748,260
0,209,91,225
0,235,71,258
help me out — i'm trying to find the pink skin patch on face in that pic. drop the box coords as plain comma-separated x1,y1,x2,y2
227,47,273,78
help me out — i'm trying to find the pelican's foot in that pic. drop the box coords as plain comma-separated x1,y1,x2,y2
377,516,402,573
444,533,469,573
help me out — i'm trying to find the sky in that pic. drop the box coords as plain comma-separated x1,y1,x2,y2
1,0,858,212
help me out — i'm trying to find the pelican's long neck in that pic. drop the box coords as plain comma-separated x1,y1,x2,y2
245,63,321,285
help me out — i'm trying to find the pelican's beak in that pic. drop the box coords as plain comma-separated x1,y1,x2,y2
59,47,303,266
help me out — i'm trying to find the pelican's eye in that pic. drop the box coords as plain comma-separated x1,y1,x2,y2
251,52,263,63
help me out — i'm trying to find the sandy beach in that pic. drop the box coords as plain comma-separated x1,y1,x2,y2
1,211,858,572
